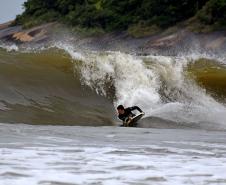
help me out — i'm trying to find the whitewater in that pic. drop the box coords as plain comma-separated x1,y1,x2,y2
0,38,226,185
55,42,226,130
0,123,226,185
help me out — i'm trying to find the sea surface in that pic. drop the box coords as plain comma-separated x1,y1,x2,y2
0,40,226,184
0,123,226,185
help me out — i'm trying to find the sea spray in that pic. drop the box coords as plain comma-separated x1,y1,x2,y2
57,43,226,129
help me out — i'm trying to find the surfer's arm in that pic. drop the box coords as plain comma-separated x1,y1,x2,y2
130,106,143,113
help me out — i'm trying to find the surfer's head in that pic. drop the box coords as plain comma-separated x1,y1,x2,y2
117,105,125,115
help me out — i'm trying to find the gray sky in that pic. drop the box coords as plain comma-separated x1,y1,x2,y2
0,0,26,23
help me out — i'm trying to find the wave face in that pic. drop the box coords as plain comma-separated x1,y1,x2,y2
0,43,226,129
0,48,115,125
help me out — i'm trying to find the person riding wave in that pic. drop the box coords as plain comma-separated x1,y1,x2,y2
117,105,144,127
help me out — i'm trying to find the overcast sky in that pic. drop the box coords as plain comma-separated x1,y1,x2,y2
0,0,26,23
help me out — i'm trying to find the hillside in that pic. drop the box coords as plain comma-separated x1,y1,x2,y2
13,0,226,36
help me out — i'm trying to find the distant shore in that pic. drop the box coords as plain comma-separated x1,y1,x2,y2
1,21,226,56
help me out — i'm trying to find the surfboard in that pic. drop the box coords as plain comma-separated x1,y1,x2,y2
123,113,144,127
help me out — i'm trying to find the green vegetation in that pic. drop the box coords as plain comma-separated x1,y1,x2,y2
195,0,226,31
15,0,226,36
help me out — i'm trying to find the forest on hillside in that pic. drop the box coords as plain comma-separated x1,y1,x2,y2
15,0,226,34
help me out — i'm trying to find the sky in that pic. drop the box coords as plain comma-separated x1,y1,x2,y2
0,0,26,23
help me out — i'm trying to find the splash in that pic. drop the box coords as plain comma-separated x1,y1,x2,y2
56,42,226,129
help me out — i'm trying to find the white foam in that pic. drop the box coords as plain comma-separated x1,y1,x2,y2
0,43,19,52
0,125,226,185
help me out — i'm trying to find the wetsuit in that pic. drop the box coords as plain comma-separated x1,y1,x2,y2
118,106,143,122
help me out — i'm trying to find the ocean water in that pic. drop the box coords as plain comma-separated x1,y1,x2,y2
0,123,226,185
0,39,226,184
0,44,226,129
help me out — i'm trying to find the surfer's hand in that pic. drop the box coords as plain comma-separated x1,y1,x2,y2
127,117,132,123
141,112,145,115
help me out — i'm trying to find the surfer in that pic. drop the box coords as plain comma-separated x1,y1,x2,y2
117,105,144,127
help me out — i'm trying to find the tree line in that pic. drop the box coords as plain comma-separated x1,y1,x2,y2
15,0,226,33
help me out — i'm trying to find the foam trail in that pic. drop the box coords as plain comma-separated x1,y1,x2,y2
1,124,226,185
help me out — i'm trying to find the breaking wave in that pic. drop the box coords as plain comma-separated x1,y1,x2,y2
0,42,226,130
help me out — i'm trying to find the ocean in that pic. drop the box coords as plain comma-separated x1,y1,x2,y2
0,39,226,184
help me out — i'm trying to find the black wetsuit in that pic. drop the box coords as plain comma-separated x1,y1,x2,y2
118,106,143,122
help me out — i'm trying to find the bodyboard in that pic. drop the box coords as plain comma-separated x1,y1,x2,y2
123,113,144,127
130,113,144,124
